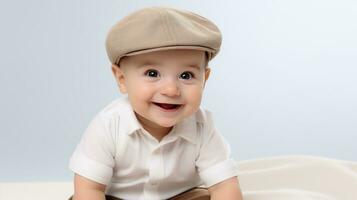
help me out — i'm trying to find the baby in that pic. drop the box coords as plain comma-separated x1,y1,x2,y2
69,6,243,200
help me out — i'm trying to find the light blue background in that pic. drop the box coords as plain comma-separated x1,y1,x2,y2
1,0,356,181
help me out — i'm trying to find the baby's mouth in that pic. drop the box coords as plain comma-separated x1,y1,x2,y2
153,102,182,110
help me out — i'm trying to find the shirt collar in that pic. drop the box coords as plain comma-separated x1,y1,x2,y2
168,114,197,144
117,96,142,135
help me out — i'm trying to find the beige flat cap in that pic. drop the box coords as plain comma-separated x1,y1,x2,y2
105,6,222,65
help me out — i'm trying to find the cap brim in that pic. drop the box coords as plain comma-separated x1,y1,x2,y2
115,45,215,64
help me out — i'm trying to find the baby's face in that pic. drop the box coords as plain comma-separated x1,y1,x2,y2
112,49,210,132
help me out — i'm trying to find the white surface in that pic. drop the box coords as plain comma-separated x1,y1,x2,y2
1,155,356,200
0,182,73,200
238,155,357,200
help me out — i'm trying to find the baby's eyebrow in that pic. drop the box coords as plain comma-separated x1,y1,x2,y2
137,61,159,68
184,64,201,70
137,60,201,70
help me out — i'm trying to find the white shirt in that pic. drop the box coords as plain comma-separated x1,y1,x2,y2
69,96,238,200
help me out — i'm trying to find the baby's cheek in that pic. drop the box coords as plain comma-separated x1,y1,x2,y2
186,88,203,105
130,83,151,94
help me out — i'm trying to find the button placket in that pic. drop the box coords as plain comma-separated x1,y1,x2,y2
143,146,164,199
150,147,163,185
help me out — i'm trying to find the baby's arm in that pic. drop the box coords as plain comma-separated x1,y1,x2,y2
208,177,243,200
73,173,107,200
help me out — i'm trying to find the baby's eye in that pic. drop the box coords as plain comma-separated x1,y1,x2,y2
179,71,194,80
145,69,159,77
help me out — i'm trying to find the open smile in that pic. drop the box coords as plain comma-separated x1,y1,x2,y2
153,102,182,111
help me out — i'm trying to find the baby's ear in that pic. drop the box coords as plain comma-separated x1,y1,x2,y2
204,67,211,81
111,64,127,93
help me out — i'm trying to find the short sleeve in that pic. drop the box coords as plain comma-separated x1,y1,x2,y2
68,115,116,185
196,111,238,187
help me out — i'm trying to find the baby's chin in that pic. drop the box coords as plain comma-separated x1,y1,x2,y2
153,119,181,128
137,113,180,128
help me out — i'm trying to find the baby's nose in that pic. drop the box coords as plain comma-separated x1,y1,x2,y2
160,79,181,97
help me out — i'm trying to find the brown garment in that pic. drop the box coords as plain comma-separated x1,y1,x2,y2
68,187,210,200
169,187,210,200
